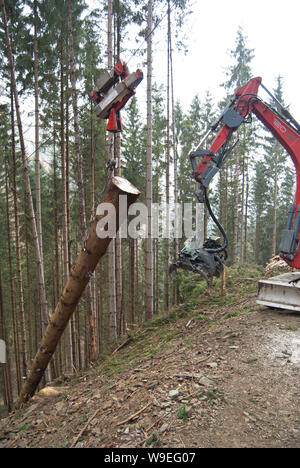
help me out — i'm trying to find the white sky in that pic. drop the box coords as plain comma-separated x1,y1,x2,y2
132,0,300,118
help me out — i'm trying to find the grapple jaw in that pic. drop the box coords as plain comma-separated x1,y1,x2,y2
90,61,143,133
169,237,227,287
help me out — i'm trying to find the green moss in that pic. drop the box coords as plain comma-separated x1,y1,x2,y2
177,405,189,422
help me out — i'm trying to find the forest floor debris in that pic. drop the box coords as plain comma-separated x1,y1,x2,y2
0,265,299,448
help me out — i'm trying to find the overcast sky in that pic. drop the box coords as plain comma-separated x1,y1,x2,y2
19,0,300,152
132,0,300,119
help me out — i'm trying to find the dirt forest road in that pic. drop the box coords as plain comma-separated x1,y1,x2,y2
178,303,300,448
1,297,300,448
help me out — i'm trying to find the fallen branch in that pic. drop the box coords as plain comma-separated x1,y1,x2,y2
70,408,101,448
146,415,164,433
115,401,151,427
112,336,132,355
172,373,202,380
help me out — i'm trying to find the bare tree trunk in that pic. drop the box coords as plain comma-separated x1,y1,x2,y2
272,145,279,257
59,36,73,374
244,159,249,262
223,166,228,235
10,91,27,379
164,0,171,313
255,212,260,264
129,239,135,327
33,0,51,382
33,0,46,323
106,0,117,343
5,167,21,394
98,261,104,354
65,77,76,368
135,239,140,321
17,177,140,406
155,238,159,314
232,139,240,264
53,126,60,303
0,269,13,411
67,0,96,362
115,135,123,336
145,0,153,321
53,133,62,374
90,104,98,351
114,0,123,337
1,0,49,380
24,202,33,362
169,19,179,305
240,154,245,264
33,2,49,382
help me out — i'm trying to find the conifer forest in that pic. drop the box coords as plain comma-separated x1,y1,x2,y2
0,0,298,435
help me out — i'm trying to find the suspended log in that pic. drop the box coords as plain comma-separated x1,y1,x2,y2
17,177,140,406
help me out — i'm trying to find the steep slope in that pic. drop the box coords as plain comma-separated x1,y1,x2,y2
1,265,299,448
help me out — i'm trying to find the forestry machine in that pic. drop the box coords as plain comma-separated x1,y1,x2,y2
90,61,143,133
172,76,300,311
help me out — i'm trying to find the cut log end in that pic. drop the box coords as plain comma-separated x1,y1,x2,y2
112,176,140,195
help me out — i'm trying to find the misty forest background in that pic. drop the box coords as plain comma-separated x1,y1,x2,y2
0,0,295,413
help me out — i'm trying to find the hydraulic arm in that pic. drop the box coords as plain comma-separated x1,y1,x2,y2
189,76,300,270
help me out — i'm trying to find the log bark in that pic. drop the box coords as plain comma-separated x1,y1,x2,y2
17,177,140,406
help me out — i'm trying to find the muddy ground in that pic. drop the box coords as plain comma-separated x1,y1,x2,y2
1,291,299,448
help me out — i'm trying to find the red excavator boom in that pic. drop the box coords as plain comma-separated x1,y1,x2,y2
190,76,300,269
187,75,300,311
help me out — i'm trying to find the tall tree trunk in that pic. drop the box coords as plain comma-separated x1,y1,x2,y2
240,153,245,264
67,0,96,362
232,139,240,264
244,158,249,262
272,145,279,257
255,212,261,264
107,0,117,343
135,239,140,321
65,76,76,368
10,90,27,378
33,2,49,381
1,0,49,381
53,125,60,303
115,135,123,336
90,104,98,350
98,261,104,354
53,128,62,373
0,271,13,412
60,35,73,373
224,166,228,235
129,239,135,327
114,0,123,338
155,238,159,314
24,201,33,362
33,0,46,321
169,25,179,305
17,177,140,406
145,0,153,321
164,0,171,313
5,166,21,394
